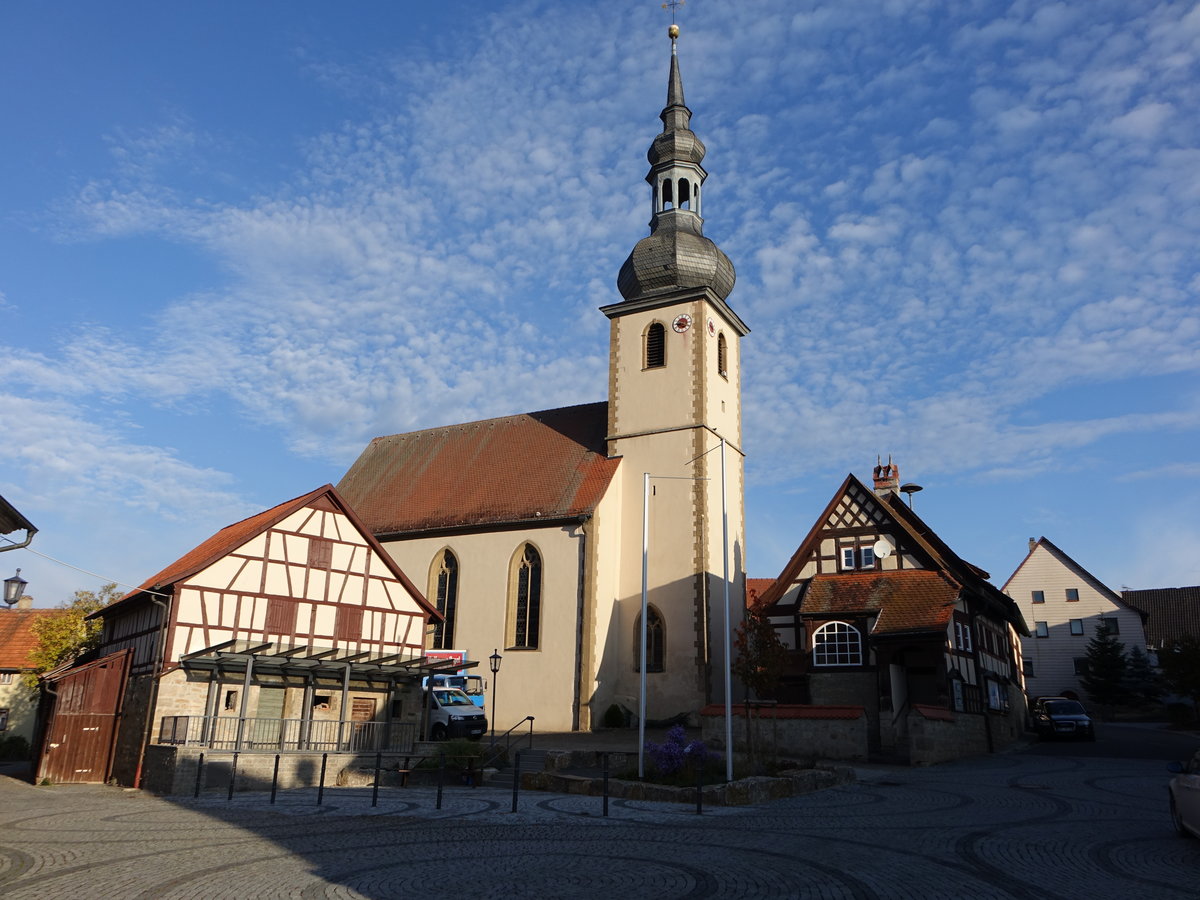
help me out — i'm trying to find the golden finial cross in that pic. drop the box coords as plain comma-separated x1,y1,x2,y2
661,0,684,24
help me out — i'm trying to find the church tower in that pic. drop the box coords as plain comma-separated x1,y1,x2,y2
601,26,749,717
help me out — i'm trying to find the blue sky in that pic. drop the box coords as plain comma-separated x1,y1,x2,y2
2,0,1197,608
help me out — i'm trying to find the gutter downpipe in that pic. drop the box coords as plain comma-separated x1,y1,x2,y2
135,590,173,788
571,516,590,732
0,527,36,553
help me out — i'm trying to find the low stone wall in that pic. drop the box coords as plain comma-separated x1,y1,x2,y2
699,704,870,763
523,763,855,807
142,745,422,795
906,707,987,766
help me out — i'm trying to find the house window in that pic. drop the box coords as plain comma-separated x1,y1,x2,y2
1069,619,1084,636
308,537,333,570
1022,657,1033,677
812,621,863,666
508,543,542,650
987,679,1007,711
633,606,665,673
1100,617,1119,635
336,605,365,642
224,690,238,711
717,332,728,377
429,549,459,650
1031,590,1045,604
954,621,973,652
841,546,876,570
1035,621,1048,638
1065,588,1079,602
645,322,666,369
1073,657,1090,676
0,672,13,684
265,598,297,635
0,708,8,731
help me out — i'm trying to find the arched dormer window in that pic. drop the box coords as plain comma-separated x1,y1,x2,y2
508,543,542,650
645,322,666,369
633,606,665,673
717,332,728,378
428,549,458,650
812,621,863,666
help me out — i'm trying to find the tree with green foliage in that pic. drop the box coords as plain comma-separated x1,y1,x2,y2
1122,645,1162,707
1158,633,1200,719
732,606,788,701
1079,621,1128,714
21,584,121,690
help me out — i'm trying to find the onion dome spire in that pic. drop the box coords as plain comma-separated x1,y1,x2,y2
617,26,735,303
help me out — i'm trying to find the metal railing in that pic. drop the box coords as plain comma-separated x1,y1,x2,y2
158,715,417,754
481,715,535,770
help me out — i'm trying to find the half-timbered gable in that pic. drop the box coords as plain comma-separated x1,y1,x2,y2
759,463,1028,763
47,485,453,788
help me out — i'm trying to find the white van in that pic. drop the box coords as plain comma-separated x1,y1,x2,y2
424,687,487,741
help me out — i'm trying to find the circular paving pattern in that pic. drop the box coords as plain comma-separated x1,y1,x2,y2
1,753,1198,899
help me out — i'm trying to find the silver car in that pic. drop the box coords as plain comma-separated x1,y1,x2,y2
1168,749,1200,838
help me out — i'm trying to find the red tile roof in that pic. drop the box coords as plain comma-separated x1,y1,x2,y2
801,570,960,636
100,485,435,620
0,609,61,669
1122,586,1200,647
746,578,775,609
337,402,620,536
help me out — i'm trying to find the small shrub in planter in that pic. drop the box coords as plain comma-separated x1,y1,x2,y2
643,725,723,785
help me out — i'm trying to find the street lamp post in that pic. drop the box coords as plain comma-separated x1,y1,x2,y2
488,649,502,747
3,569,27,608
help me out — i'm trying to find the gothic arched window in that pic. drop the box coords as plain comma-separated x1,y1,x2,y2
633,606,665,673
429,549,458,650
812,621,863,666
508,543,542,650
645,322,666,369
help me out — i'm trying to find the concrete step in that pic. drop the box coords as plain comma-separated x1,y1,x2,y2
481,748,546,788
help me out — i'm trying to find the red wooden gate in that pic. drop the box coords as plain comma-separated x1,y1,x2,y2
39,650,131,784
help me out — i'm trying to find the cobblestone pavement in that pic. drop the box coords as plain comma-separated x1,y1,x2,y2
1,752,1197,899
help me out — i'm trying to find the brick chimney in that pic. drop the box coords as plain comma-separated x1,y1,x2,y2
17,594,32,610
873,456,900,497
1028,537,1037,553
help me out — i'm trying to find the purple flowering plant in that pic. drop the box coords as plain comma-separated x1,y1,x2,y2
643,725,722,779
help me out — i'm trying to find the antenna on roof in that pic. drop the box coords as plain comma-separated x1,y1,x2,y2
899,483,923,509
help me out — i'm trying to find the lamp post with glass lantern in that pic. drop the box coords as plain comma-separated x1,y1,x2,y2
488,649,502,746
3,569,27,608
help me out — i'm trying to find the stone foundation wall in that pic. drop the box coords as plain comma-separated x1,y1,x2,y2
700,706,869,763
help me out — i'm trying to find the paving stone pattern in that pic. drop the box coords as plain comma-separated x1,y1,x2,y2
1,752,1197,899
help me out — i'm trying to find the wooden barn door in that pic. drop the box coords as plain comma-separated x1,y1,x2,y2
39,650,131,784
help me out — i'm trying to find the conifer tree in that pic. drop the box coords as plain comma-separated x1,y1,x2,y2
1158,633,1200,719
1079,621,1128,713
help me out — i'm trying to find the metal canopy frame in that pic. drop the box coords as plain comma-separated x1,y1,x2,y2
179,639,475,684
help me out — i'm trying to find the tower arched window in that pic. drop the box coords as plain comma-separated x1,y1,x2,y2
508,543,542,650
645,322,666,369
661,178,674,210
812,621,863,666
717,332,728,378
633,606,665,673
678,178,690,209
428,549,458,650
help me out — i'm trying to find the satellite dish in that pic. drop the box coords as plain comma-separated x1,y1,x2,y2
872,538,894,559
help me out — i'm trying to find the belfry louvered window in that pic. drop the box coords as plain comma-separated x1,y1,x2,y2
645,322,666,369
430,549,458,650
508,543,542,650
717,332,727,377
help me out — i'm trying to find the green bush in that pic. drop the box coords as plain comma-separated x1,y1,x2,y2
1167,702,1195,727
0,734,31,761
415,738,484,769
602,703,626,729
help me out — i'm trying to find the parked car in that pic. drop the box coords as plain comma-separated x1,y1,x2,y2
1031,698,1096,741
1168,750,1200,838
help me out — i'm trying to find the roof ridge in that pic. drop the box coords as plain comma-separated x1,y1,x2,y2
369,401,608,443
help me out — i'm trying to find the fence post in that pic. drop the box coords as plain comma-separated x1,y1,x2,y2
372,752,382,807
317,752,328,806
227,752,239,803
193,752,205,799
511,749,521,812
602,752,609,818
436,752,444,810
270,754,280,805
695,756,703,816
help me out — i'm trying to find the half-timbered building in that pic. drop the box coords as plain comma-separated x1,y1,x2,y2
757,461,1029,763
38,485,453,789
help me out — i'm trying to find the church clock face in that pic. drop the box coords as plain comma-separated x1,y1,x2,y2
672,313,692,333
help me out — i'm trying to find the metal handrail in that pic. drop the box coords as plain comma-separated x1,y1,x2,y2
481,715,535,770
